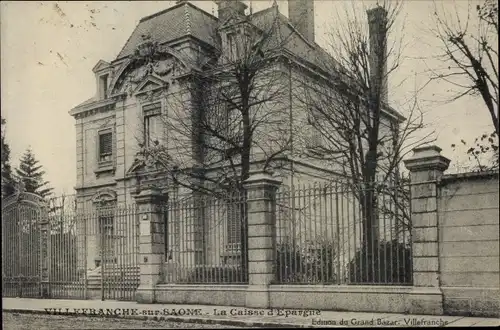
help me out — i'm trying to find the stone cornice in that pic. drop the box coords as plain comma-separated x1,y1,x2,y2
69,98,118,119
74,181,116,193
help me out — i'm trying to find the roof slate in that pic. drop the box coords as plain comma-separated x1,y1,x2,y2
115,1,331,72
108,2,403,121
116,2,218,60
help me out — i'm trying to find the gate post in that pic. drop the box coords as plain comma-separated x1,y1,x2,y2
404,145,450,315
243,171,281,308
134,187,165,303
39,205,50,298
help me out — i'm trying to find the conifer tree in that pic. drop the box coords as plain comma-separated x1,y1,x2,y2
1,118,15,198
15,148,53,198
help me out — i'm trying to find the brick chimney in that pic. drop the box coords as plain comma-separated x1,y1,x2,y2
288,0,315,43
216,0,248,22
367,5,389,104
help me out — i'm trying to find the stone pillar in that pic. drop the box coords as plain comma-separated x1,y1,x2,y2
134,187,166,303
404,145,450,315
243,171,281,308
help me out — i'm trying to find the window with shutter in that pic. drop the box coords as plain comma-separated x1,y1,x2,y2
98,132,113,163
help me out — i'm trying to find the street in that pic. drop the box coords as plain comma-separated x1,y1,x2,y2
2,312,254,330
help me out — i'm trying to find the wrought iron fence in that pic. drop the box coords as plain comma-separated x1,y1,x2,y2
3,176,412,297
164,190,247,284
274,178,412,285
2,193,140,300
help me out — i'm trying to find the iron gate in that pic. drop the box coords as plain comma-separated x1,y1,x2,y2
2,193,140,301
2,192,46,298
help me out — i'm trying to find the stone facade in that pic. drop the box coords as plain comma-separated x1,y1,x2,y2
69,1,402,278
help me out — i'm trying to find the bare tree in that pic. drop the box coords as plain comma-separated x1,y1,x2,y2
431,0,498,136
134,4,295,194
131,3,299,279
294,1,433,282
450,131,499,171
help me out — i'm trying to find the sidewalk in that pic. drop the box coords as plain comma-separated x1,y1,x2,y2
3,298,499,328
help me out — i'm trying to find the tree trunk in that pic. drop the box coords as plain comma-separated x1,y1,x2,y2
239,109,251,283
360,150,379,283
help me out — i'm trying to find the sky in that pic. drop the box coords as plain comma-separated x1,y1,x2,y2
1,0,494,195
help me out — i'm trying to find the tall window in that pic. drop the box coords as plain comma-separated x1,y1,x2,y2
99,74,109,100
225,179,242,250
98,211,114,235
224,107,242,140
307,110,323,149
226,32,251,62
227,200,241,247
143,102,163,148
227,33,236,61
97,200,116,264
98,131,113,163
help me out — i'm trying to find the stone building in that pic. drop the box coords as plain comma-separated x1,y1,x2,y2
69,0,403,272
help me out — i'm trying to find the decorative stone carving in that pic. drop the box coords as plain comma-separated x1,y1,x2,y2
111,34,190,96
128,141,176,175
134,76,169,103
91,188,117,205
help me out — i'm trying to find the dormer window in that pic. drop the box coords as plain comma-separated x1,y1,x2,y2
99,74,109,100
227,33,237,61
225,31,252,62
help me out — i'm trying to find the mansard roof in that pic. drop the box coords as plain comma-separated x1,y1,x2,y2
251,7,339,74
115,2,333,73
116,2,218,59
75,2,404,122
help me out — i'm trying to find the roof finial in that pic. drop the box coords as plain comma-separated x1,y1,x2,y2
272,0,278,8
249,0,253,15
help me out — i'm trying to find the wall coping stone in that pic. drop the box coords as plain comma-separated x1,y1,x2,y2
441,170,499,184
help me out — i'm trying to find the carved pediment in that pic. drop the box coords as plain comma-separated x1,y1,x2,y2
110,37,196,96
133,75,169,96
93,60,111,73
